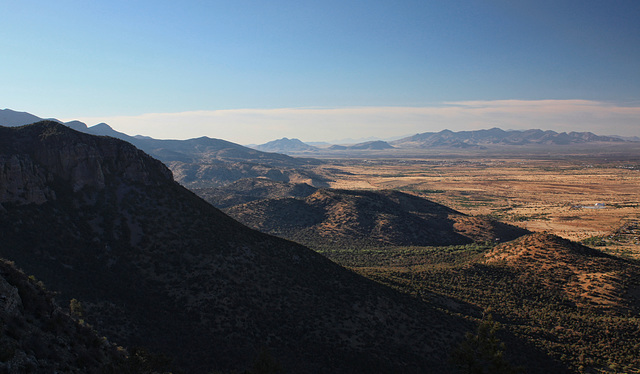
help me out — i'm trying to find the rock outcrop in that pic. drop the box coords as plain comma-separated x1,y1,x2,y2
0,122,172,206
0,259,127,373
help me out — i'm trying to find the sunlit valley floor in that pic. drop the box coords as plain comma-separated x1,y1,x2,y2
319,156,640,258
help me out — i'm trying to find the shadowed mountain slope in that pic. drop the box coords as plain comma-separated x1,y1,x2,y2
0,122,465,373
223,188,529,248
193,178,318,209
0,258,135,373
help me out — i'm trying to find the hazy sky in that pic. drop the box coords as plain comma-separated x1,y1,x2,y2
2,1,639,143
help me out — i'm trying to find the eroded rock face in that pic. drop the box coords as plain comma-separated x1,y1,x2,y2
0,259,127,374
0,121,173,206
0,268,22,316
0,154,55,205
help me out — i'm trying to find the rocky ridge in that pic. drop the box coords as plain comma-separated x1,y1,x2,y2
0,258,130,373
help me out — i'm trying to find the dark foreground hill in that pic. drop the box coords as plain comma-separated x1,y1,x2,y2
0,258,134,373
0,122,466,373
222,187,529,248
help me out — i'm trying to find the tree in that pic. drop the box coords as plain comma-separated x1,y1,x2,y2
450,314,522,374
247,347,283,374
69,298,83,319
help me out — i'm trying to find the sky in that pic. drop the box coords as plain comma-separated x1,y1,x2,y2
1,0,639,143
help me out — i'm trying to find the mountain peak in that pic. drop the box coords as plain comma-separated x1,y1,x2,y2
64,120,89,131
254,137,318,154
0,108,45,127
93,122,112,130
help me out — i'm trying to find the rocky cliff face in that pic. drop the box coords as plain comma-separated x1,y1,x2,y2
0,122,172,207
0,154,54,205
0,258,127,373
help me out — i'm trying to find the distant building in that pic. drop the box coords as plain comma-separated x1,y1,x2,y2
571,203,606,209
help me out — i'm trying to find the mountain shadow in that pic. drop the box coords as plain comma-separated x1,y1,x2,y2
0,258,143,373
0,122,468,373
193,178,318,209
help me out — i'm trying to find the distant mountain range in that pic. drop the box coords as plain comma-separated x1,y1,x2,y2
252,138,396,154
328,140,394,151
3,109,635,158
253,128,634,154
391,128,627,148
0,108,43,126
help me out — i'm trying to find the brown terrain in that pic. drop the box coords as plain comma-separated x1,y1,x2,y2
314,155,640,258
485,233,640,310
220,187,529,248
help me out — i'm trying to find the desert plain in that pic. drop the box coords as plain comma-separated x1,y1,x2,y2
313,144,640,258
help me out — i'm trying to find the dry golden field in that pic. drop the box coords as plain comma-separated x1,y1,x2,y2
318,156,640,257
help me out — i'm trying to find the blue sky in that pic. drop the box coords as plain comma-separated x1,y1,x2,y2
1,1,639,143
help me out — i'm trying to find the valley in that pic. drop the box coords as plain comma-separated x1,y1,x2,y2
316,155,640,258
194,149,640,372
1,117,640,373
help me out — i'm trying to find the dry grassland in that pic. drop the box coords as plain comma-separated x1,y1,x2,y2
318,158,640,257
